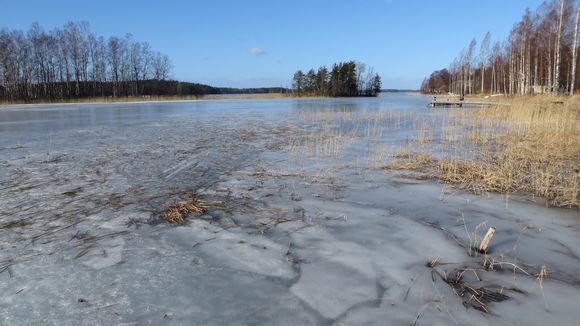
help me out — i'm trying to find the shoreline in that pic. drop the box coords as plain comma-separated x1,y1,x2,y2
0,92,429,110
0,93,384,109
0,94,291,109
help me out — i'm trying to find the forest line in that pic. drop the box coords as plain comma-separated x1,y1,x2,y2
0,22,175,101
422,0,580,96
0,22,288,103
0,22,385,103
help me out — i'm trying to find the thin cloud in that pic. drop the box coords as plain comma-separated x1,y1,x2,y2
249,48,267,56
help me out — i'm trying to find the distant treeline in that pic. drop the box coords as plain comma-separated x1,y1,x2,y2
292,61,381,97
218,87,289,94
0,78,288,102
0,21,178,102
0,21,288,103
422,0,580,96
382,89,418,93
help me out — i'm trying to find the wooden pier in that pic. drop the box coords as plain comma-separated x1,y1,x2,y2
429,95,463,108
429,95,502,108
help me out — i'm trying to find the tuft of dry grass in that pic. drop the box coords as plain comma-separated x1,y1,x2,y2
438,158,522,194
162,202,206,224
466,131,492,145
384,148,435,172
427,257,441,268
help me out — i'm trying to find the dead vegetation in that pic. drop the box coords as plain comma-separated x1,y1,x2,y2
162,202,207,224
424,239,552,314
432,267,511,314
384,148,436,172
424,221,525,314
386,96,580,208
289,109,410,157
420,209,556,315
441,97,579,207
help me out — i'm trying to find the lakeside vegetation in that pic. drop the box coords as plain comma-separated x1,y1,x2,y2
412,0,580,208
422,0,580,96
292,61,381,97
386,96,579,208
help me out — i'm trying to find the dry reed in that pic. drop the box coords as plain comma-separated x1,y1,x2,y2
439,97,579,207
385,148,435,171
385,96,579,208
162,201,206,224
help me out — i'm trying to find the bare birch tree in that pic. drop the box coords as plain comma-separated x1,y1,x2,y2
554,0,565,93
479,32,491,94
570,1,580,95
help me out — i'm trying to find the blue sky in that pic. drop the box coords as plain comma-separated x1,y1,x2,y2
0,0,544,89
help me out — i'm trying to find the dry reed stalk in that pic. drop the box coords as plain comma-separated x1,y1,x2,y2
535,264,550,310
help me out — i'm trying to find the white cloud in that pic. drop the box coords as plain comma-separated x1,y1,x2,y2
249,47,267,56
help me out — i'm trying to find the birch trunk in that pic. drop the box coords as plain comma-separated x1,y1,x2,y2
554,0,565,94
571,3,580,95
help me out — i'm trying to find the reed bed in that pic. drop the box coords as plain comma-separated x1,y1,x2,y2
381,97,576,208
289,110,407,157
287,97,578,207
438,97,579,208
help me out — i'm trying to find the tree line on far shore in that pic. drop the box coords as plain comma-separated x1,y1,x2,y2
0,22,177,102
292,61,381,97
0,22,288,103
422,0,580,96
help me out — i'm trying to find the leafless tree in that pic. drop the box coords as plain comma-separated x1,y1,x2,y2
153,52,171,81
479,32,491,94
570,1,580,94
423,0,580,96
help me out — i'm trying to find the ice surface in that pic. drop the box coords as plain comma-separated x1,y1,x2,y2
1,94,578,325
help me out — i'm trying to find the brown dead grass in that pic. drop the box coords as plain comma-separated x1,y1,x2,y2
385,150,435,171
439,97,579,208
389,96,579,208
162,202,206,224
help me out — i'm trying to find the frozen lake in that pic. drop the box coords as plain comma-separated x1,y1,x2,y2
0,94,579,325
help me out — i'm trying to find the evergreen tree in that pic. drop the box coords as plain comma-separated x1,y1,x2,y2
292,70,304,95
372,73,382,95
316,66,329,95
305,69,317,95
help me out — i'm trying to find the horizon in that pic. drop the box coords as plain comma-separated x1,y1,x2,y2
0,0,544,89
